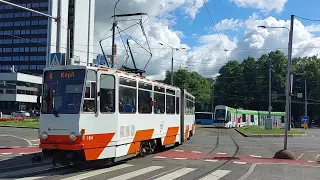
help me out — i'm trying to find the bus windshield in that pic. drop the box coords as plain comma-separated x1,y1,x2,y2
215,109,226,121
41,69,86,114
195,113,213,120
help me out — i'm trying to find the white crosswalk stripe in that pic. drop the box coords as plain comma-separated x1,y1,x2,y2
60,164,133,180
199,170,231,180
107,166,163,180
154,168,195,180
0,162,236,180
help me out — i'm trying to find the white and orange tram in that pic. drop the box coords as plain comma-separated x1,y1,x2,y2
38,64,195,165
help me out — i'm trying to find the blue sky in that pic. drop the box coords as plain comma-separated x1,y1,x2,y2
171,0,320,48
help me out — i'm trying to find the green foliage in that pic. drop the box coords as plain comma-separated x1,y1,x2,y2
215,50,320,121
164,69,213,112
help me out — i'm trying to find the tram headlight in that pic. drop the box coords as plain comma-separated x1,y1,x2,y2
40,132,48,140
69,132,77,141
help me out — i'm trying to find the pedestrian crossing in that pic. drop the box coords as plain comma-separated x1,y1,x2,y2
0,162,235,180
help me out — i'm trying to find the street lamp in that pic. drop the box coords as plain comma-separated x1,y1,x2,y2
258,14,295,151
159,43,186,86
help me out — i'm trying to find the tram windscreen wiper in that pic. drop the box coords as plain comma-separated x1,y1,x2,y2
52,106,59,117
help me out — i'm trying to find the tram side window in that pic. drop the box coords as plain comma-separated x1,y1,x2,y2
154,86,165,114
138,82,152,114
176,96,179,114
100,75,115,113
83,70,96,113
242,114,246,122
119,78,136,113
166,89,175,114
281,116,285,123
251,115,254,122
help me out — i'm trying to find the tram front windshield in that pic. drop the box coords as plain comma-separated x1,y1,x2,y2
215,109,226,122
41,69,86,114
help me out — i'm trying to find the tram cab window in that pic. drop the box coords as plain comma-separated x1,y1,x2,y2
100,75,115,113
119,78,136,113
83,70,96,113
176,96,179,114
138,82,152,114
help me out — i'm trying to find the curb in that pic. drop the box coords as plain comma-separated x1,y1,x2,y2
235,129,307,137
0,125,39,129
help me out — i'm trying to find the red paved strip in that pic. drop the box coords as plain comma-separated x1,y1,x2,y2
0,147,42,154
155,151,203,159
236,155,320,166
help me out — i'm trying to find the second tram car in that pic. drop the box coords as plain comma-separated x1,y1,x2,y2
213,105,285,128
38,64,195,165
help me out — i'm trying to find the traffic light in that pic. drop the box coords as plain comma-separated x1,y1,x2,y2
291,73,304,97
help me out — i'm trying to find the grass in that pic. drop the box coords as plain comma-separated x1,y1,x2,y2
0,119,39,128
236,125,303,135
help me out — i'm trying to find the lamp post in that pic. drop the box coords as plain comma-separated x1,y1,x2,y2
159,43,186,86
258,14,295,151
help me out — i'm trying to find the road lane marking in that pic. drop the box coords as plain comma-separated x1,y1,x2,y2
153,156,166,159
0,146,5,148
250,155,261,158
107,166,163,180
316,154,320,160
216,153,227,155
154,168,195,180
233,161,247,165
0,134,32,147
205,159,218,162
11,146,21,148
60,164,133,180
308,160,315,163
191,151,202,153
238,163,258,180
174,158,187,160
1,153,12,155
199,170,231,180
14,169,72,180
174,150,184,152
312,135,315,137
30,140,40,142
0,165,53,178
297,153,304,160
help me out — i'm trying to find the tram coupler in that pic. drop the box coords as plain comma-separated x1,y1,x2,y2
31,154,42,164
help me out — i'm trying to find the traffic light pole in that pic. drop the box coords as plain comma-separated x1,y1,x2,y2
305,79,307,117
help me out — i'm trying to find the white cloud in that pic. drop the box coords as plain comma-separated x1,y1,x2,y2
184,0,207,19
306,24,320,33
216,18,244,31
229,0,288,13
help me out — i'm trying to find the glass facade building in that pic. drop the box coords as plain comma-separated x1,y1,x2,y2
0,0,49,74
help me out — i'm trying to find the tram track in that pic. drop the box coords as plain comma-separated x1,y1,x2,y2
194,129,240,180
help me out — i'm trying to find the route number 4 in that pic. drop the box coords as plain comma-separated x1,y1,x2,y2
87,136,94,140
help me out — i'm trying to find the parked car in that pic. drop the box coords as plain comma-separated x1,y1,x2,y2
11,111,31,117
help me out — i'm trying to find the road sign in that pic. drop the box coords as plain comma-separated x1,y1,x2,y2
50,53,61,66
301,116,309,124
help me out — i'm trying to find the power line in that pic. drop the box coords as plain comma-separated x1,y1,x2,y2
295,15,320,22
202,0,227,52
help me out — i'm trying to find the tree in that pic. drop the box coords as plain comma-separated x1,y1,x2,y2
164,69,212,112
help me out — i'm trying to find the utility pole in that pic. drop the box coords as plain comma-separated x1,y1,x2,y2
171,49,174,86
268,58,272,118
305,79,307,116
111,0,121,68
0,0,61,53
284,14,294,150
211,78,216,113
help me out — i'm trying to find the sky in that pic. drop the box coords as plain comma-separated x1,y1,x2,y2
93,0,320,80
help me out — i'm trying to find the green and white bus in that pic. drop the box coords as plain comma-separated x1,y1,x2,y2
214,105,286,128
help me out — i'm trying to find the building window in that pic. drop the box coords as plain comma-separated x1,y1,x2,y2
31,29,38,34
14,30,20,35
4,30,13,35
0,48,2,53
13,56,19,61
25,21,30,26
0,22,3,27
21,30,25,34
39,20,47,25
39,29,47,34
31,65,37,70
40,2,47,7
13,39,20,44
14,21,21,26
31,20,38,25
25,47,29,52
100,75,115,113
3,39,12,44
3,48,12,52
119,78,136,113
30,47,38,52
37,65,45,70
138,82,152,114
6,13,13,18
19,48,24,52
33,3,39,8
14,12,22,17
13,48,19,52
25,29,30,34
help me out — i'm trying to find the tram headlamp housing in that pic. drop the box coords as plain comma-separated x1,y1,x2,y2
69,132,77,141
40,132,48,140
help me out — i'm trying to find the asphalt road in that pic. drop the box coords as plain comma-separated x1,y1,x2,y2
0,126,320,180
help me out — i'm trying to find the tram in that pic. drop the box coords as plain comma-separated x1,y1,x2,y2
213,105,285,128
38,64,195,165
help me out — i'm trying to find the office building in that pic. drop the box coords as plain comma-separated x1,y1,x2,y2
0,0,95,74
0,69,42,114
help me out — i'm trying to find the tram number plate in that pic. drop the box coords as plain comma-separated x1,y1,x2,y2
87,136,94,141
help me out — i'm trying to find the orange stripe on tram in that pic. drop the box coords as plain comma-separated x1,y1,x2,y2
184,125,189,140
84,133,115,161
192,124,195,134
127,129,154,155
163,127,179,146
